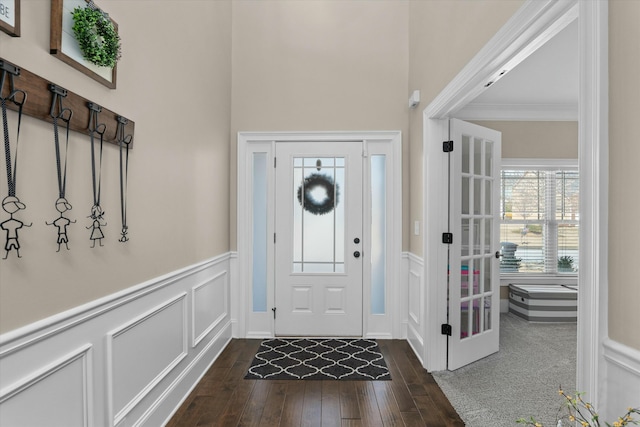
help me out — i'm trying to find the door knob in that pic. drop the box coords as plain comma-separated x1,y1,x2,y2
354,251,361,258
354,237,360,244
495,251,502,259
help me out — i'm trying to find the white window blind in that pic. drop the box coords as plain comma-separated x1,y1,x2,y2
500,166,579,274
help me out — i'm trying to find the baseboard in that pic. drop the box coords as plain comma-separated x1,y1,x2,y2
0,254,232,427
602,338,640,421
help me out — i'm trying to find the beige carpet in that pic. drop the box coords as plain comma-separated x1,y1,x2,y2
432,312,577,426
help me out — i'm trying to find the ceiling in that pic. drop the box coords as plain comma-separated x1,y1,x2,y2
456,19,579,121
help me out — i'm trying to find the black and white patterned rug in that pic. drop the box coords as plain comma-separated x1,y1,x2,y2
244,338,391,380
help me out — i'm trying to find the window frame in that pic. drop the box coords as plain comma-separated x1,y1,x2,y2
500,158,579,277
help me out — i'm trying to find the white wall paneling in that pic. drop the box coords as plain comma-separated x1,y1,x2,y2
405,253,424,365
192,271,228,347
0,254,232,427
0,344,93,427
602,339,640,422
107,294,188,426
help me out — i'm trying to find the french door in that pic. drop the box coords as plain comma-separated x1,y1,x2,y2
447,119,501,370
274,141,363,336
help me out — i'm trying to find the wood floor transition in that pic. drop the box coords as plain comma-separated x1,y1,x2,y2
166,339,463,426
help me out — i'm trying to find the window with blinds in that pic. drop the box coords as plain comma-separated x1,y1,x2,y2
500,167,579,274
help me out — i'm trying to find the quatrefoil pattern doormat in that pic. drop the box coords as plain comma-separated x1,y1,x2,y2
244,338,391,380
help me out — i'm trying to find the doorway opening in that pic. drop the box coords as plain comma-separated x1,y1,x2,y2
421,0,607,411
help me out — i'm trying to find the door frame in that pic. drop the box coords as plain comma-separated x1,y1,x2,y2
237,131,403,339
421,0,607,407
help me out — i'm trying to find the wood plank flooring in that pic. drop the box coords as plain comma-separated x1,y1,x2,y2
166,339,464,427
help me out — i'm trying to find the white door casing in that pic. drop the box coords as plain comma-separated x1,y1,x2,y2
274,141,363,336
447,119,501,370
236,131,402,340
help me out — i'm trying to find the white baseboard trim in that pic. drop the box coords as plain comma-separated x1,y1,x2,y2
0,254,232,427
602,338,640,421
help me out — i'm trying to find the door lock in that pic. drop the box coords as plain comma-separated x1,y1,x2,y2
353,251,361,258
354,237,360,244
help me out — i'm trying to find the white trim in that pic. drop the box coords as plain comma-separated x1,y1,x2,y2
237,131,403,339
0,255,232,427
577,0,608,409
602,339,640,420
501,158,578,169
192,271,229,347
456,103,578,121
106,294,188,426
425,0,578,119
0,344,93,427
603,339,640,378
0,254,229,355
421,0,606,406
404,252,425,365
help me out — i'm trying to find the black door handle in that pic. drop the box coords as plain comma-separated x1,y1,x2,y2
354,251,361,258
495,251,502,259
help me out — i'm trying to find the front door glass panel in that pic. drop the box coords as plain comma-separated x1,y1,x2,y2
292,157,345,273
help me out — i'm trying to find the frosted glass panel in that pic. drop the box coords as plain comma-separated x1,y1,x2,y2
252,153,268,312
371,155,386,314
293,156,345,273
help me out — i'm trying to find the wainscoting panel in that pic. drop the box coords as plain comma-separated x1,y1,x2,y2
192,271,228,347
0,254,232,427
0,345,92,427
602,339,640,421
108,294,188,425
405,253,425,364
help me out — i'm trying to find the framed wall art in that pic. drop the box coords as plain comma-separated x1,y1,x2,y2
0,0,20,37
50,0,119,89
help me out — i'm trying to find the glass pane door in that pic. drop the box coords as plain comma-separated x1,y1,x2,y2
448,119,501,370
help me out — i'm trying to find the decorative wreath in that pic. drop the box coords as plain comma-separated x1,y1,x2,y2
297,173,340,216
72,6,122,68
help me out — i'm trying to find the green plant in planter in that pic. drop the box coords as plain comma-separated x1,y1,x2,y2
558,256,575,272
72,6,121,68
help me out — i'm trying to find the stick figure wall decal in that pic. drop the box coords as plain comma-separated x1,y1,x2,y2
46,197,76,252
1,60,30,260
87,204,106,248
86,102,107,247
1,196,32,259
46,84,76,251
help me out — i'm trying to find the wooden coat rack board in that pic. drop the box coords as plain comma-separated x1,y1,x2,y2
0,58,134,148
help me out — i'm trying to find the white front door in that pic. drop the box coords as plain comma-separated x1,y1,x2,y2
274,141,363,336
447,119,501,370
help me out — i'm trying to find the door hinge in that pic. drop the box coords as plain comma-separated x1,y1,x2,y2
274,233,276,243
274,157,276,168
441,324,452,336
442,232,453,244
272,307,277,319
443,140,454,152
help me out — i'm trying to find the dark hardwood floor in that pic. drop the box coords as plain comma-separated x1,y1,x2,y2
166,339,464,427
